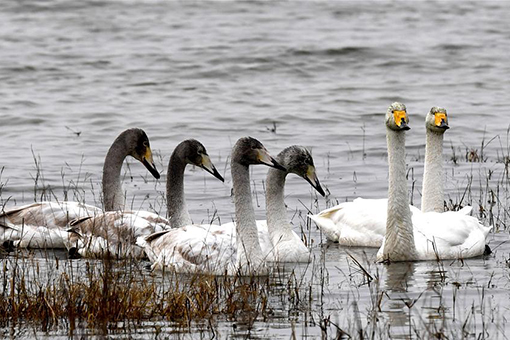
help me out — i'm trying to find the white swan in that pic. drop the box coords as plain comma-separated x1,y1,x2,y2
137,137,286,275
220,145,325,262
308,107,456,247
0,128,160,249
378,102,490,261
64,139,224,258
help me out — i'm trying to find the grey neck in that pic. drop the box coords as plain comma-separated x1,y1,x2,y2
265,167,290,243
383,127,417,261
166,145,192,228
102,141,129,211
421,129,445,213
231,161,263,267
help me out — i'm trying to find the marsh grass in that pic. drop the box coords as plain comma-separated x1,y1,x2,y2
0,251,291,337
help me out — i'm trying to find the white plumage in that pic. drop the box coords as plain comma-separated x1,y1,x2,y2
0,202,102,248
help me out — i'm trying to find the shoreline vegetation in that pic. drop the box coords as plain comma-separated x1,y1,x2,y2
0,136,509,339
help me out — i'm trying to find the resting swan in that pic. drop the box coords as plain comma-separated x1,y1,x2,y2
221,145,325,262
0,128,160,248
378,102,490,261
64,139,224,258
309,107,461,247
137,137,286,275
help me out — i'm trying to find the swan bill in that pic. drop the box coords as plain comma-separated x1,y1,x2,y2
141,149,160,179
393,110,410,130
200,154,225,182
257,149,286,171
305,165,325,197
434,112,449,130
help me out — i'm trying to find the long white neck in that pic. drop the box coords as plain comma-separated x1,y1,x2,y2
421,129,445,213
232,161,263,270
166,150,192,228
266,168,291,244
382,127,417,261
102,141,128,211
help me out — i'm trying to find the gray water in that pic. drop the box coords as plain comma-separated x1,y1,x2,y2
1,0,510,338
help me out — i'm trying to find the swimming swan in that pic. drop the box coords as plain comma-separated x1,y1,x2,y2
378,102,490,261
137,137,286,275
308,107,460,247
0,128,160,248
64,139,224,258
221,145,325,262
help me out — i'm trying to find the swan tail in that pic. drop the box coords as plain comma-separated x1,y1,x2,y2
458,206,473,215
135,236,148,249
69,216,92,227
136,230,170,249
482,224,493,237
308,212,341,242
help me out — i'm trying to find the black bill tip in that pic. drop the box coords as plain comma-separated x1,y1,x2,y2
142,158,160,179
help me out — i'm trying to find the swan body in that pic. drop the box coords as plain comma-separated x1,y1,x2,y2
66,139,224,258
138,137,286,275
0,128,160,249
377,209,490,261
310,107,460,247
65,211,170,259
309,198,405,247
379,102,490,262
0,202,102,248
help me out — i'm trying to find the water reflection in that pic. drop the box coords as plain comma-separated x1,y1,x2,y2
383,262,417,339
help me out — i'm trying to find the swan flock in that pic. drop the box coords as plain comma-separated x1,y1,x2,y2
0,103,491,275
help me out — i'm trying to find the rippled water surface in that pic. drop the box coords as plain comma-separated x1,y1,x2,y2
1,0,510,338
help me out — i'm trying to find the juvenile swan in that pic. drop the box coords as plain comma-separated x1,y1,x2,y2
0,128,160,248
65,139,224,258
378,103,490,262
137,137,286,275
221,145,325,262
308,107,452,247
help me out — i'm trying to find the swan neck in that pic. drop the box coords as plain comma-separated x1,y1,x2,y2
166,148,192,228
421,129,445,213
266,168,290,243
383,127,416,261
102,141,128,211
231,161,262,267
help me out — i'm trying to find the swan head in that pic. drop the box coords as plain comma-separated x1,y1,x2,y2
121,128,160,179
181,139,224,182
425,107,449,132
277,146,325,197
232,137,286,171
385,102,410,131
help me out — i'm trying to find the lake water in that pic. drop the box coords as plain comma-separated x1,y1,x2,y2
1,0,510,338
